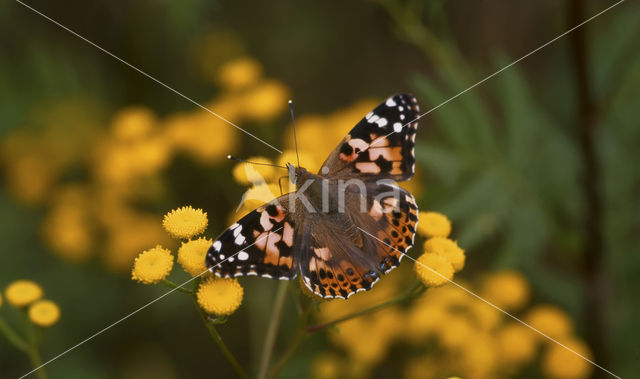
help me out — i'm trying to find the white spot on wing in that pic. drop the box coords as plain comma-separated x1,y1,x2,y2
386,98,397,106
393,122,402,132
238,251,249,261
234,234,246,245
376,118,388,127
213,241,222,251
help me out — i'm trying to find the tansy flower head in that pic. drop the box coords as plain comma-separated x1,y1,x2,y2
542,337,593,379
5,280,43,307
482,270,530,311
414,253,454,287
524,305,573,340
497,323,538,365
197,277,243,316
162,206,208,239
28,300,61,327
423,237,465,271
216,57,262,90
178,237,212,277
131,245,174,284
416,211,451,238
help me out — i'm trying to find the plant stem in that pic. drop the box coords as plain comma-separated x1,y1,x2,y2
568,0,609,373
268,306,312,379
27,346,46,379
257,281,289,379
161,279,193,294
0,317,30,352
196,307,247,379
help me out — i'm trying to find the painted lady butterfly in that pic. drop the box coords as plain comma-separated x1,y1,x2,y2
206,94,419,299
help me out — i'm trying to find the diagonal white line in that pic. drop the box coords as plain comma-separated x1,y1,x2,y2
14,0,283,154
368,0,625,149
18,227,283,379
356,226,622,379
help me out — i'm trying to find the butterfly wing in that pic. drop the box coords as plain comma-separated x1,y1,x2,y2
298,182,418,299
321,94,419,182
205,194,298,280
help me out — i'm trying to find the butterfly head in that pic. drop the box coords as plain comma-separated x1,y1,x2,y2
287,163,311,185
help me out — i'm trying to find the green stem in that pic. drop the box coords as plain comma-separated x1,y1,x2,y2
257,281,289,379
196,307,248,379
306,282,425,333
27,346,46,379
268,306,312,379
0,317,29,352
0,317,47,379
161,279,193,294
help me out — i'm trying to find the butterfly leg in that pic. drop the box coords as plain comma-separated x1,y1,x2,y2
277,175,289,195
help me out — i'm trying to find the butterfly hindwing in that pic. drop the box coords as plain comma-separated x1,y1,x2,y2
298,182,418,299
363,181,419,273
321,94,419,181
297,212,381,299
206,194,298,280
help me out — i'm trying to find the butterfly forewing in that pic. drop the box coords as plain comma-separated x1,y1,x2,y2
205,194,298,280
321,94,419,181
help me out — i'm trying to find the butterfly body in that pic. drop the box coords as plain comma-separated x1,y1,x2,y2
206,94,420,299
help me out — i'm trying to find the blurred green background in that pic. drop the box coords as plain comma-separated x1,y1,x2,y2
1,0,639,378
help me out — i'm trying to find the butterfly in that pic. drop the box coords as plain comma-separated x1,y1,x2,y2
206,94,419,299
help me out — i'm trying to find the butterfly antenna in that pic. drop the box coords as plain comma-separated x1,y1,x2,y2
289,100,301,168
227,155,287,169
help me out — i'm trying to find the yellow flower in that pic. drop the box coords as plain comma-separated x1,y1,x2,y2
468,301,502,331
406,302,446,341
524,305,574,340
437,314,474,349
311,352,343,379
481,270,530,311
497,323,538,365
28,300,61,327
111,106,157,141
131,246,174,284
241,80,289,120
162,206,208,239
178,237,212,276
423,237,465,271
216,57,262,90
197,277,243,316
329,317,388,363
416,211,452,238
414,253,454,287
232,156,276,184
542,337,593,379
5,280,43,307
163,108,238,164
277,150,318,175
41,185,94,262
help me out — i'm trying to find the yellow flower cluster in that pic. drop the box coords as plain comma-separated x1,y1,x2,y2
196,277,244,316
131,207,244,316
2,280,60,327
1,53,289,272
313,269,594,379
413,212,465,287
